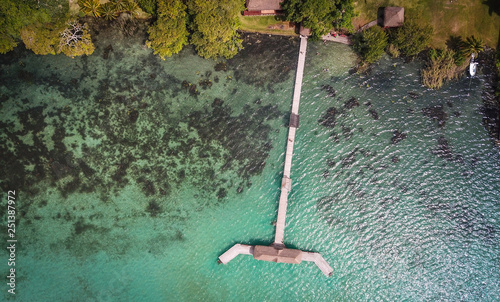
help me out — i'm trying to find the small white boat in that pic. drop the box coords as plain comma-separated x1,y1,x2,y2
469,53,478,76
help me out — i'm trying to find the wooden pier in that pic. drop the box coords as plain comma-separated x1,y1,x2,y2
274,35,307,245
218,36,333,277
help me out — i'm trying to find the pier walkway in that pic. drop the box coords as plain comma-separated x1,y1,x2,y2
274,35,307,245
219,36,333,277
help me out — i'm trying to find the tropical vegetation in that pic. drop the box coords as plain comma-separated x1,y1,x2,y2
20,23,64,55
58,21,95,57
0,0,53,54
461,35,484,58
1,0,496,70
81,0,102,17
187,0,244,59
352,0,500,49
101,3,119,21
281,0,356,40
79,0,141,19
388,18,433,58
421,48,461,89
421,35,484,90
146,0,189,59
145,0,245,59
352,26,387,64
137,0,157,16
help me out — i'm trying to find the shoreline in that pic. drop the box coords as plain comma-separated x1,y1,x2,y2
7,11,500,146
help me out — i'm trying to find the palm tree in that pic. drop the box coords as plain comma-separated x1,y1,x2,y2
110,0,127,11
123,0,140,17
101,3,118,21
81,0,102,17
461,35,484,58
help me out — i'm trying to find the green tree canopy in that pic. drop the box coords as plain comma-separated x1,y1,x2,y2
0,0,52,53
137,0,157,16
389,18,433,57
1,0,69,54
353,26,387,64
146,0,189,59
20,22,65,55
282,0,355,39
187,0,244,59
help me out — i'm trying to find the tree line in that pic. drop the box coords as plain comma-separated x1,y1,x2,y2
146,0,244,60
147,0,356,58
0,0,245,59
1,0,357,60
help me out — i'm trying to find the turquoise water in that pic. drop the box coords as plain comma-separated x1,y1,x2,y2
1,24,499,301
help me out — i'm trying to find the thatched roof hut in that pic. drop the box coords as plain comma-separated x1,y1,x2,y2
383,7,404,27
253,245,302,264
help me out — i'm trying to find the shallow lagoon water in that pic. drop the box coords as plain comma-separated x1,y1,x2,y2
0,24,499,301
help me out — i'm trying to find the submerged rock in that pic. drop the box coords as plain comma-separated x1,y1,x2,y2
103,44,113,59
321,85,336,97
344,97,360,109
199,79,212,89
341,149,358,167
51,161,73,179
214,61,227,72
329,132,340,142
138,179,156,196
432,136,453,160
216,188,227,199
188,84,199,96
212,98,224,107
342,125,352,139
317,196,337,211
318,107,338,128
369,109,379,120
326,159,336,167
422,105,448,127
408,91,419,99
146,200,162,217
391,130,407,144
129,109,139,123
225,33,298,89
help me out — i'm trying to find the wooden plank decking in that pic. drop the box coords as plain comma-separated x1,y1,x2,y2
302,251,334,276
274,36,307,245
219,244,254,264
